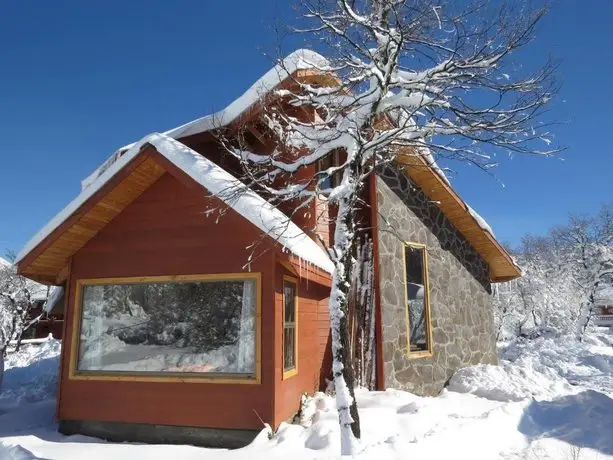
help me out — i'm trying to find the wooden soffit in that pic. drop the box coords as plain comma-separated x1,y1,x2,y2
17,150,166,284
395,152,521,283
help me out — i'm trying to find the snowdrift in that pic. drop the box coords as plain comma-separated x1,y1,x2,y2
1,333,613,459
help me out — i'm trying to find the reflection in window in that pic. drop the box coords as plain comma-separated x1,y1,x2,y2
77,277,257,376
404,245,431,353
318,151,342,190
283,280,297,373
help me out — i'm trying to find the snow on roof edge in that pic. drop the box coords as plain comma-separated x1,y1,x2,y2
422,147,499,242
43,286,64,313
18,133,334,274
81,49,329,191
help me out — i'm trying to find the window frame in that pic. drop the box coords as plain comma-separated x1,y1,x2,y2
68,273,262,384
317,151,342,190
402,242,433,359
282,275,298,379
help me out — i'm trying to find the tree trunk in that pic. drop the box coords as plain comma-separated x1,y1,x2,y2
329,195,361,455
579,288,598,341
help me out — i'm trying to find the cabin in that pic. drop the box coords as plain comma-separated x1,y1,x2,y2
593,285,613,327
16,49,520,447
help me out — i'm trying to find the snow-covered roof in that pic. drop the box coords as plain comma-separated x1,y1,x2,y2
20,48,514,281
81,49,328,192
422,148,496,238
18,133,334,274
466,205,495,236
595,285,613,305
81,47,500,242
43,286,64,313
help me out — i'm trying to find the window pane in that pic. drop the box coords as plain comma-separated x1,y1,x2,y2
284,282,296,323
283,280,297,372
404,246,429,352
77,278,257,375
318,153,342,190
283,327,295,370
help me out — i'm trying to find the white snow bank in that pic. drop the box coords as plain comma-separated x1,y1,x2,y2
450,333,613,402
448,361,572,402
17,133,333,274
1,338,61,413
3,333,613,459
81,49,328,191
0,443,44,460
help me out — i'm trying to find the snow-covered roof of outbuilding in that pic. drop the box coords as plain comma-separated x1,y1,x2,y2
595,285,613,305
17,133,334,279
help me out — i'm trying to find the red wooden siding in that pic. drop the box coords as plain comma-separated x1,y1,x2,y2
272,265,331,426
59,172,277,431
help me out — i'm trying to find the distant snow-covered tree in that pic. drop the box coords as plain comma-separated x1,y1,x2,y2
494,204,613,341
218,0,558,453
551,205,613,338
0,254,47,356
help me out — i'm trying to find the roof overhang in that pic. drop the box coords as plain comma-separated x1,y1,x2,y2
17,133,334,284
396,152,521,282
37,49,519,284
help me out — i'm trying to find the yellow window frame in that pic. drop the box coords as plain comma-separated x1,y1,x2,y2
402,242,434,359
282,275,298,379
69,272,262,384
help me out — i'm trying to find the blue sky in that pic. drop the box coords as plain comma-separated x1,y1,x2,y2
0,1,610,255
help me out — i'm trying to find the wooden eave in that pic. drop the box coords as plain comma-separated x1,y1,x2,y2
395,152,521,283
201,68,520,283
17,144,335,286
279,254,332,288
17,148,166,284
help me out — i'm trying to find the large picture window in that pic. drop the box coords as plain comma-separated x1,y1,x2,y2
282,277,297,377
403,243,432,355
73,274,259,380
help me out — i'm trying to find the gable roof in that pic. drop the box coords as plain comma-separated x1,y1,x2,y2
396,152,520,282
81,49,327,192
17,133,334,283
21,49,519,283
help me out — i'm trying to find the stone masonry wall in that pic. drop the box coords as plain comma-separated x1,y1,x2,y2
376,166,497,395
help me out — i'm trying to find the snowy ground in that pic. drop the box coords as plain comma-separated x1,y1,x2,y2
1,332,613,459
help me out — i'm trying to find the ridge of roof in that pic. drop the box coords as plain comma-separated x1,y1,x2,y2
81,49,329,191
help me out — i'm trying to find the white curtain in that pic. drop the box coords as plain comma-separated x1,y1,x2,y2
80,285,105,370
237,280,256,373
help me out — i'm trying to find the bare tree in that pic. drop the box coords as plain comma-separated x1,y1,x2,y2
0,254,46,357
218,0,558,453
